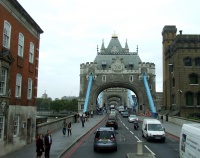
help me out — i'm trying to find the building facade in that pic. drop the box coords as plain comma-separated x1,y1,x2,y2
0,0,43,155
162,25,200,117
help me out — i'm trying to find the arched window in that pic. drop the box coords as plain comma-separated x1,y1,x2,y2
186,92,194,106
184,58,192,66
189,74,198,84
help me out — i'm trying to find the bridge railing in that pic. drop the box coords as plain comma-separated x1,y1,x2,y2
36,115,74,135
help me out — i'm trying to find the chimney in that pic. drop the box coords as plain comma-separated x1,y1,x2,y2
179,30,182,35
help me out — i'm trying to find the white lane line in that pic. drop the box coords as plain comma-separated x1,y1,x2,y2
144,145,156,156
126,126,129,130
135,136,141,141
130,131,134,135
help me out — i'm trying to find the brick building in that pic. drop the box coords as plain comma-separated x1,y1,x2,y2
0,0,43,155
162,25,200,117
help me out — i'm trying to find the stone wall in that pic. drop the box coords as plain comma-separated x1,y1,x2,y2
36,115,74,135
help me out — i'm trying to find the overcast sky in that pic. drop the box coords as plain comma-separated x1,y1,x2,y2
17,0,200,100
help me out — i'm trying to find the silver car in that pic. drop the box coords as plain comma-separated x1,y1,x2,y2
128,114,138,122
94,127,117,152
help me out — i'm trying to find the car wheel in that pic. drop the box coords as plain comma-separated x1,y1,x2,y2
94,147,97,152
146,136,150,142
142,131,144,137
114,147,117,151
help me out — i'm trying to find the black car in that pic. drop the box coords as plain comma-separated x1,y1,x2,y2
105,118,118,129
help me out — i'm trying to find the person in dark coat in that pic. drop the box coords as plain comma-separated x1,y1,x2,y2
67,121,72,136
81,115,85,127
44,130,52,158
36,134,44,158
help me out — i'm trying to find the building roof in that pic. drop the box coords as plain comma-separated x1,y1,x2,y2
94,34,142,69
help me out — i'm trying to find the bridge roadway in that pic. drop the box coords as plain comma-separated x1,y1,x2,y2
2,113,181,158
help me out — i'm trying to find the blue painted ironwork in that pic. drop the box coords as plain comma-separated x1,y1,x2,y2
142,73,157,118
83,74,93,113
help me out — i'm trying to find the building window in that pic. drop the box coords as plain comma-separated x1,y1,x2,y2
15,74,22,97
0,116,4,141
197,92,200,106
29,42,34,63
102,75,106,82
195,58,200,66
81,104,84,110
18,33,24,57
129,75,133,82
186,92,194,106
189,74,198,84
3,21,11,48
184,58,192,66
27,78,32,99
172,78,175,87
102,62,106,69
0,68,7,95
13,116,19,137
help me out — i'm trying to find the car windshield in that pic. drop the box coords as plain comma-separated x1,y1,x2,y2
95,131,115,139
148,124,163,131
129,115,136,118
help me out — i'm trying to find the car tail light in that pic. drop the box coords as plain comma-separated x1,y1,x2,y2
110,137,115,141
95,138,100,141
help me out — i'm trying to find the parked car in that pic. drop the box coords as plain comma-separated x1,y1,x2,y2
94,127,117,152
128,114,138,123
105,118,118,129
122,111,129,117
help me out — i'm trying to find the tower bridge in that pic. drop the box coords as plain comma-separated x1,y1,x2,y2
78,33,157,117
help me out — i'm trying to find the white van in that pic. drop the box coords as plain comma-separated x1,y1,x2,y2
180,123,200,158
142,119,165,142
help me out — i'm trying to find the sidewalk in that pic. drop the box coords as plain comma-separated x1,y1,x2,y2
138,116,182,138
1,114,106,158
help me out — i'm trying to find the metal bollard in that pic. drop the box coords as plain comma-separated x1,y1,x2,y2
136,140,143,156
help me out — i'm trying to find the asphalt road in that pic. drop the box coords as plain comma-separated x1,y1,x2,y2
63,113,180,158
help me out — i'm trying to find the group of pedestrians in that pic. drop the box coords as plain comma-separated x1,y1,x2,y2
62,119,72,136
36,130,52,158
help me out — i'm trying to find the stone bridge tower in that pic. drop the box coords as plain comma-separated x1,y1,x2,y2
78,33,156,114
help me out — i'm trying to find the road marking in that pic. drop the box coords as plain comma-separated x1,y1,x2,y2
144,145,156,156
135,136,141,141
130,131,134,135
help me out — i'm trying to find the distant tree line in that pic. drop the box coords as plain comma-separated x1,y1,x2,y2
36,98,78,112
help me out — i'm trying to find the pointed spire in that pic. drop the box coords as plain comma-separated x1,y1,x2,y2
101,38,106,52
125,38,129,52
112,31,118,38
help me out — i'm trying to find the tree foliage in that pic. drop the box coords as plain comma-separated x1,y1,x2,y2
36,98,78,112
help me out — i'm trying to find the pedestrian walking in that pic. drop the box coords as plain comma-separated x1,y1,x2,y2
36,134,44,158
74,113,77,123
161,115,163,123
91,110,93,118
67,121,72,136
44,130,52,158
62,119,67,136
81,115,85,127
77,113,80,123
